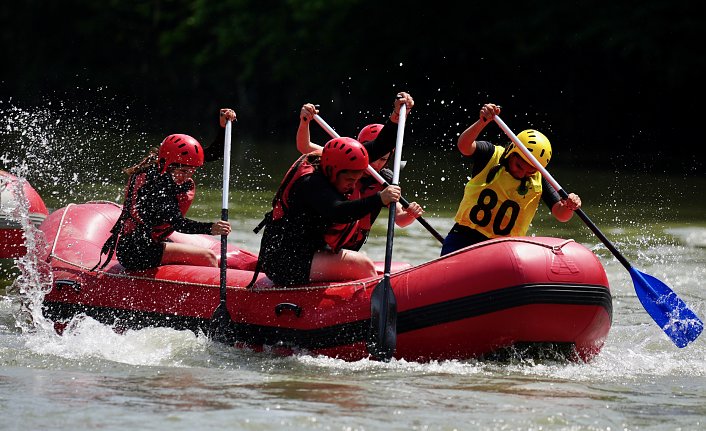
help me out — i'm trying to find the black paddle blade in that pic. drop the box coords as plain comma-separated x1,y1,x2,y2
367,278,398,361
630,267,703,347
208,303,236,344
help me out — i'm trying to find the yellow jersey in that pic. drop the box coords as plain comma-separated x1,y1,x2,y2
453,145,543,238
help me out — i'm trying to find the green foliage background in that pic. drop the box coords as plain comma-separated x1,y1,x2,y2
1,1,703,174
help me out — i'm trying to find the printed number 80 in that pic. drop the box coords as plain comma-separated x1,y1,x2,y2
468,189,520,236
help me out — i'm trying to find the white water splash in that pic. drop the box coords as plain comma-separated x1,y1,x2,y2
0,100,144,206
23,314,209,367
1,166,54,334
0,100,138,339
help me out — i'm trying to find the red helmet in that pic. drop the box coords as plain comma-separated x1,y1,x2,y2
158,134,204,173
321,137,369,181
357,123,384,144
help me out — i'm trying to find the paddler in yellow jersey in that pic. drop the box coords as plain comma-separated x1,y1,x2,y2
440,103,582,256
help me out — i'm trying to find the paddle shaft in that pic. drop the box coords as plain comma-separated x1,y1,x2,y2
219,120,233,306
492,116,633,271
371,103,406,360
313,114,445,244
372,172,445,244
383,104,407,276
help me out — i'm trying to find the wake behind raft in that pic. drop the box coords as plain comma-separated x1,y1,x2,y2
39,201,612,362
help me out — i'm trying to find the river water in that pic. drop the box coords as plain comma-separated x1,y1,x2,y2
2,102,706,430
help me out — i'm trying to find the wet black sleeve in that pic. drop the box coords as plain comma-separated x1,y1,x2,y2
296,174,384,223
541,177,562,209
203,124,229,162
139,179,213,234
364,119,398,162
379,168,393,183
466,141,496,177
170,215,213,234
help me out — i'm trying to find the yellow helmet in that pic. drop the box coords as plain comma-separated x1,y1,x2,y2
506,129,552,168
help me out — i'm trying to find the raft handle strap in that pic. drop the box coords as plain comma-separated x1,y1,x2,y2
253,211,272,234
275,302,302,317
245,258,262,290
90,174,138,272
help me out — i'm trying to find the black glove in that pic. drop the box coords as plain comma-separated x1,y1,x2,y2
379,168,393,183
379,162,406,183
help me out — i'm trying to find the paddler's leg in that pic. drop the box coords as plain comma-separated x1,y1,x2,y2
440,223,489,256
161,242,219,267
309,249,377,282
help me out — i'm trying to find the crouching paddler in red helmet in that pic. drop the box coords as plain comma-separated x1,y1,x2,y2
93,109,236,271
295,104,424,252
253,93,414,286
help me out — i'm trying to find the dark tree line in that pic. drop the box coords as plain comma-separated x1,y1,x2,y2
1,0,703,173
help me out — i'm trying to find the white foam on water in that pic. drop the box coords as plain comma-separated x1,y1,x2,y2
294,354,487,376
666,226,706,249
23,314,209,367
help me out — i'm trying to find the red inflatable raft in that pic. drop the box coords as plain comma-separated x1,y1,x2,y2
1,170,49,258
40,201,612,362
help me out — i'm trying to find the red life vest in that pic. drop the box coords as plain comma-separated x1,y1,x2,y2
121,171,196,242
92,169,196,271
340,179,384,250
267,152,360,254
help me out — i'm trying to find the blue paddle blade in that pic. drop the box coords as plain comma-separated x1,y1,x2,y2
630,267,703,348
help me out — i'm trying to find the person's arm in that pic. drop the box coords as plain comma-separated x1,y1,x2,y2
377,167,423,227
365,92,415,161
297,174,399,223
468,141,496,178
204,108,237,162
551,193,581,222
167,197,230,235
394,201,423,227
139,179,214,234
541,178,581,222
172,216,221,234
458,103,501,156
364,118,397,161
166,199,229,235
297,103,323,154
